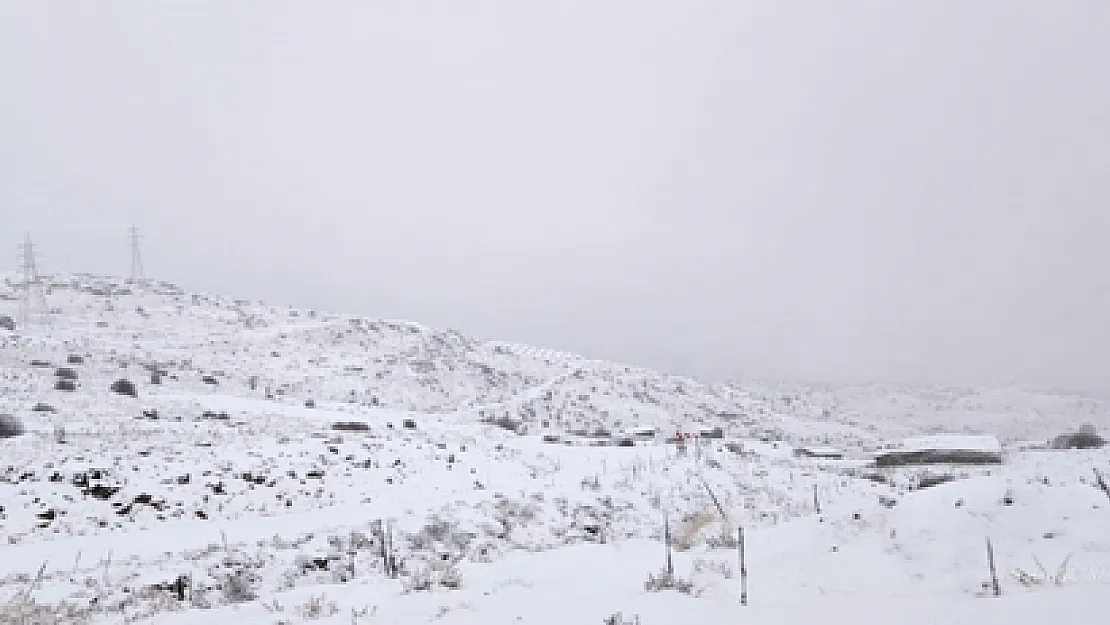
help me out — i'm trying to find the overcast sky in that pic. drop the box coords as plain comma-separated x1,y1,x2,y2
2,1,1108,392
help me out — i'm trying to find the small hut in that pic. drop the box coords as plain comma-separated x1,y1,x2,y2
1049,424,1105,450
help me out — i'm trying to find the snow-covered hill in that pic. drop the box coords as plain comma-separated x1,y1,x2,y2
1,274,1108,624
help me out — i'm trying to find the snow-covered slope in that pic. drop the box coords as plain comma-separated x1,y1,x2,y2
1,274,1108,624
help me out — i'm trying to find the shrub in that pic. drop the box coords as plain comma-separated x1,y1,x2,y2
111,379,138,397
221,567,259,603
1011,554,1073,587
914,472,955,490
644,569,693,594
485,415,522,433
332,421,370,432
294,594,339,620
55,367,79,381
692,558,734,579
0,413,24,438
401,562,462,592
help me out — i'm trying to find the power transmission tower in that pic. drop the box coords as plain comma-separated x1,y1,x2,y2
17,233,47,324
129,226,144,282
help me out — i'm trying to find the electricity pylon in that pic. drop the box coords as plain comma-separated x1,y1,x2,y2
17,233,47,324
129,225,144,282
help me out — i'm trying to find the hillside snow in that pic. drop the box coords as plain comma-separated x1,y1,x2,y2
1,274,1108,624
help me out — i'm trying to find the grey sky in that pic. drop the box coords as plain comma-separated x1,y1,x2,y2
2,2,1109,392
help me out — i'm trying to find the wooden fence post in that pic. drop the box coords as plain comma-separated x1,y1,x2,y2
986,537,1001,597
664,513,673,576
738,526,748,606
1094,469,1110,501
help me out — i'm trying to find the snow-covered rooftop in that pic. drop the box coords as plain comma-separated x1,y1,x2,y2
900,434,1002,454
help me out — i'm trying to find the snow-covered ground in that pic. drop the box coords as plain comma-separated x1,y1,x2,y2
1,274,1108,624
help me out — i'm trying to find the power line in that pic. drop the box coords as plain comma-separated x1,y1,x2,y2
129,225,144,282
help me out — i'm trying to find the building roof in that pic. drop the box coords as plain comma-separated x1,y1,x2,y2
899,434,1001,454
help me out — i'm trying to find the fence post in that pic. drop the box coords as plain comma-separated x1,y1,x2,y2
738,526,748,606
986,537,1001,597
664,513,673,576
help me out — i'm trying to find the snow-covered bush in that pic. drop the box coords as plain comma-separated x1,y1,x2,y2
644,569,693,594
691,558,734,580
1011,554,1073,587
221,567,259,603
402,562,462,592
294,594,339,619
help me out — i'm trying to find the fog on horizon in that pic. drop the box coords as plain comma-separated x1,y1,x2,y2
1,2,1108,393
